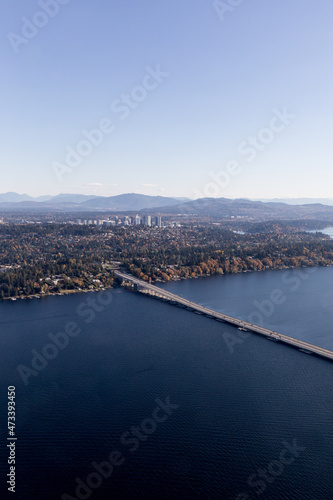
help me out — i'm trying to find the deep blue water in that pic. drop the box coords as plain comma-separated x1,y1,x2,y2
0,268,332,500
157,266,333,350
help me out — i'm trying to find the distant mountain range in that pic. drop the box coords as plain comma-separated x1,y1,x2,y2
254,198,333,206
151,197,333,222
82,194,188,211
0,193,190,211
0,193,333,223
0,192,99,204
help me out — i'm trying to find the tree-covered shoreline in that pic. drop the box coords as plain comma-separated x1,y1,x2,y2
0,222,332,299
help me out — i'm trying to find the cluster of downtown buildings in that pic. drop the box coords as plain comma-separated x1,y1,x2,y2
77,214,163,228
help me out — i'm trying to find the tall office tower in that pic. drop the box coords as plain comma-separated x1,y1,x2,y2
135,215,141,226
143,215,151,227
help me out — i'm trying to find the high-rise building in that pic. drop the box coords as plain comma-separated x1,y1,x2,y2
156,215,162,228
134,215,141,226
143,215,151,227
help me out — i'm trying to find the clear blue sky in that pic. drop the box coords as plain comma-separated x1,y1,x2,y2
1,0,333,199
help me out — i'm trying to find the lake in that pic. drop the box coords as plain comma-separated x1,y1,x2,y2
322,226,333,238
157,265,333,351
307,226,333,239
0,267,332,499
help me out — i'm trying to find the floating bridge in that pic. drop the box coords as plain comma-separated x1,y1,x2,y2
115,271,333,362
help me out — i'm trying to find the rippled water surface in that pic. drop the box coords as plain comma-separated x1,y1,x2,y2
0,268,332,499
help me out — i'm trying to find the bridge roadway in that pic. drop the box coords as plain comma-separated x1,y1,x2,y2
115,271,333,362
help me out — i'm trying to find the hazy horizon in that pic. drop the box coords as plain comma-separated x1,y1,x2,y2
1,190,333,206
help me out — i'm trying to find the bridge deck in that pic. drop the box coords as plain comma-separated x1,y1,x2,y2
115,272,333,362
